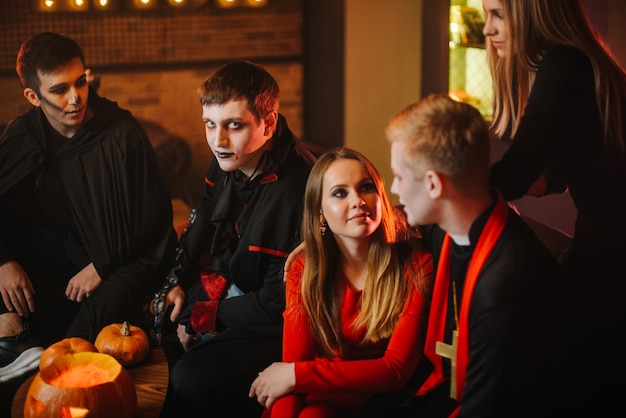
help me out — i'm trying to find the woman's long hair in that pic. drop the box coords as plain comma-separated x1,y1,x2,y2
299,148,425,358
488,0,626,153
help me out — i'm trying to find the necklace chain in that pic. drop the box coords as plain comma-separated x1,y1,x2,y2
452,281,459,330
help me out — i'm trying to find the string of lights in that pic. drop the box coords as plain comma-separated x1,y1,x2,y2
32,0,268,13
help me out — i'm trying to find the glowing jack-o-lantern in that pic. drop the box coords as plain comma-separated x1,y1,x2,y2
24,352,137,418
39,337,98,371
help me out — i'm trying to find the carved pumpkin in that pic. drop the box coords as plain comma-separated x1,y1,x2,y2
24,352,136,418
39,338,98,370
95,321,150,367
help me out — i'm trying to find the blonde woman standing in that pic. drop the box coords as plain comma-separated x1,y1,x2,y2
484,0,626,414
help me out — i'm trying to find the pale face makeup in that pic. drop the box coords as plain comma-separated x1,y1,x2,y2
202,99,275,177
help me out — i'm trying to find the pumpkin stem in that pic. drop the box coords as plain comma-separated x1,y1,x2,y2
121,321,131,337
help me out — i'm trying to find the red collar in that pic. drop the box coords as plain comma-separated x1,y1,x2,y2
418,192,509,414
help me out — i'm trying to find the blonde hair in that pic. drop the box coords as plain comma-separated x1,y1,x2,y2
300,148,426,357
386,94,491,196
488,0,626,153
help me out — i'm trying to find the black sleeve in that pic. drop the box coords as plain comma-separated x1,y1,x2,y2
488,47,597,200
68,117,177,290
215,255,286,329
459,259,513,417
173,160,220,283
0,235,14,266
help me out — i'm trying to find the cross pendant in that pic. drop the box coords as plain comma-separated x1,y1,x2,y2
435,329,459,400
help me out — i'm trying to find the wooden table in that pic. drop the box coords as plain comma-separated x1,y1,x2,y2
11,347,168,418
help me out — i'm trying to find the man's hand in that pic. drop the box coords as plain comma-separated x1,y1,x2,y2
165,284,186,322
283,241,305,282
177,323,200,351
0,261,36,317
66,262,101,302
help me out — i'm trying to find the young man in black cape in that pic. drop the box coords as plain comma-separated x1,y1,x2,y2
0,32,177,382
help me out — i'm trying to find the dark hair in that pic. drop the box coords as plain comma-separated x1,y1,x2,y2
197,60,280,122
16,32,85,95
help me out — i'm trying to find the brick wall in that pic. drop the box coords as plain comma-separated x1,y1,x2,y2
0,1,303,71
0,0,304,199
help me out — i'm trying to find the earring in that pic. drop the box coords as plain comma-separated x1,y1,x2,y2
320,221,328,236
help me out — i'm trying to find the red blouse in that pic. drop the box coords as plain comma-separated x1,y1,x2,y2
269,250,432,418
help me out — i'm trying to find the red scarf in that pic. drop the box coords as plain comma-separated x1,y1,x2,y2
418,192,508,417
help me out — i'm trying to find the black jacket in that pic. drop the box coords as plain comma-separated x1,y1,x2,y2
175,114,316,332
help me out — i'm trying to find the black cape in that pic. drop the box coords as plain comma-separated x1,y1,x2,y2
0,93,176,290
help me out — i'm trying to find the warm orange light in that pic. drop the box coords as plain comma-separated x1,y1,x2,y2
33,0,54,13
93,0,119,11
216,0,268,8
60,406,90,418
166,0,208,9
69,0,88,10
131,0,158,9
24,352,137,418
245,0,267,6
50,364,110,388
216,0,237,8
36,0,89,12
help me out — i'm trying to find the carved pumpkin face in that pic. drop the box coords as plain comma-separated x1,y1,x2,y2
24,352,137,418
95,322,150,367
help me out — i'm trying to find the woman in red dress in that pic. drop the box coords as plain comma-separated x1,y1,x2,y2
249,148,433,418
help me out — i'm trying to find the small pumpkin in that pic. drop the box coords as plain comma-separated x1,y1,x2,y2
24,351,136,418
95,321,150,367
39,337,98,370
